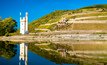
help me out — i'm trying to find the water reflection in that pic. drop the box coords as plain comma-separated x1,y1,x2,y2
1,41,107,65
19,43,29,65
30,41,107,65
0,41,17,60
57,49,67,57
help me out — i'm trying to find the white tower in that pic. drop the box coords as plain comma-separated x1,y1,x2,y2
20,12,29,34
19,43,28,65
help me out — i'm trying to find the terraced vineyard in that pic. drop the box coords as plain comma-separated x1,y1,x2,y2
27,4,107,34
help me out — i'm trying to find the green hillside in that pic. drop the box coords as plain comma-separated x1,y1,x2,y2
28,4,107,33
28,10,73,32
81,4,107,9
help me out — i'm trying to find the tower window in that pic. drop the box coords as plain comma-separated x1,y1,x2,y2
22,23,23,25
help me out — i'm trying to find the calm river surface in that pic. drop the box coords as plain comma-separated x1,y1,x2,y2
0,41,107,65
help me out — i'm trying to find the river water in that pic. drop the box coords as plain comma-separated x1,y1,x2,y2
0,41,107,65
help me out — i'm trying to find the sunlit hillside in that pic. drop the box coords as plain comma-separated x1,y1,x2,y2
28,4,107,33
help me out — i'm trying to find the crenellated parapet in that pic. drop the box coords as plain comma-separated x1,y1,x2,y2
20,17,26,22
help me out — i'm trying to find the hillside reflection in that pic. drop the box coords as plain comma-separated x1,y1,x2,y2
1,40,107,65
28,41,107,65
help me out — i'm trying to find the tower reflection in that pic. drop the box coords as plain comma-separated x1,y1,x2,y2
19,43,29,65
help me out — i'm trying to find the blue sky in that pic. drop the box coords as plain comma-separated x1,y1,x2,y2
0,0,107,29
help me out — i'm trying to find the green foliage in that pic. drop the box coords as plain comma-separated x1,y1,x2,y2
47,19,60,23
38,24,57,29
0,17,17,36
28,10,73,32
28,4,107,32
81,4,107,9
5,32,9,37
72,54,77,58
0,22,5,36
76,32,79,34
0,41,17,60
82,8,93,12
99,35,101,37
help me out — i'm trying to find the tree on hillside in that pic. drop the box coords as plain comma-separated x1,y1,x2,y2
0,17,2,22
0,22,5,36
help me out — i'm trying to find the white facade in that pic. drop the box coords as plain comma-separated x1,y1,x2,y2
19,43,28,65
20,12,29,34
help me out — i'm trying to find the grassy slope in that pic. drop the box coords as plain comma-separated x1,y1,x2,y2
72,23,107,30
38,24,56,29
28,10,73,32
28,4,107,33
67,12,107,20
81,4,107,9
85,17,107,20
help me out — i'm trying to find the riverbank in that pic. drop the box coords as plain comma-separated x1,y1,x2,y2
1,34,107,43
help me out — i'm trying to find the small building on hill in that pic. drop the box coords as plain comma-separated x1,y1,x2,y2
57,17,68,27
